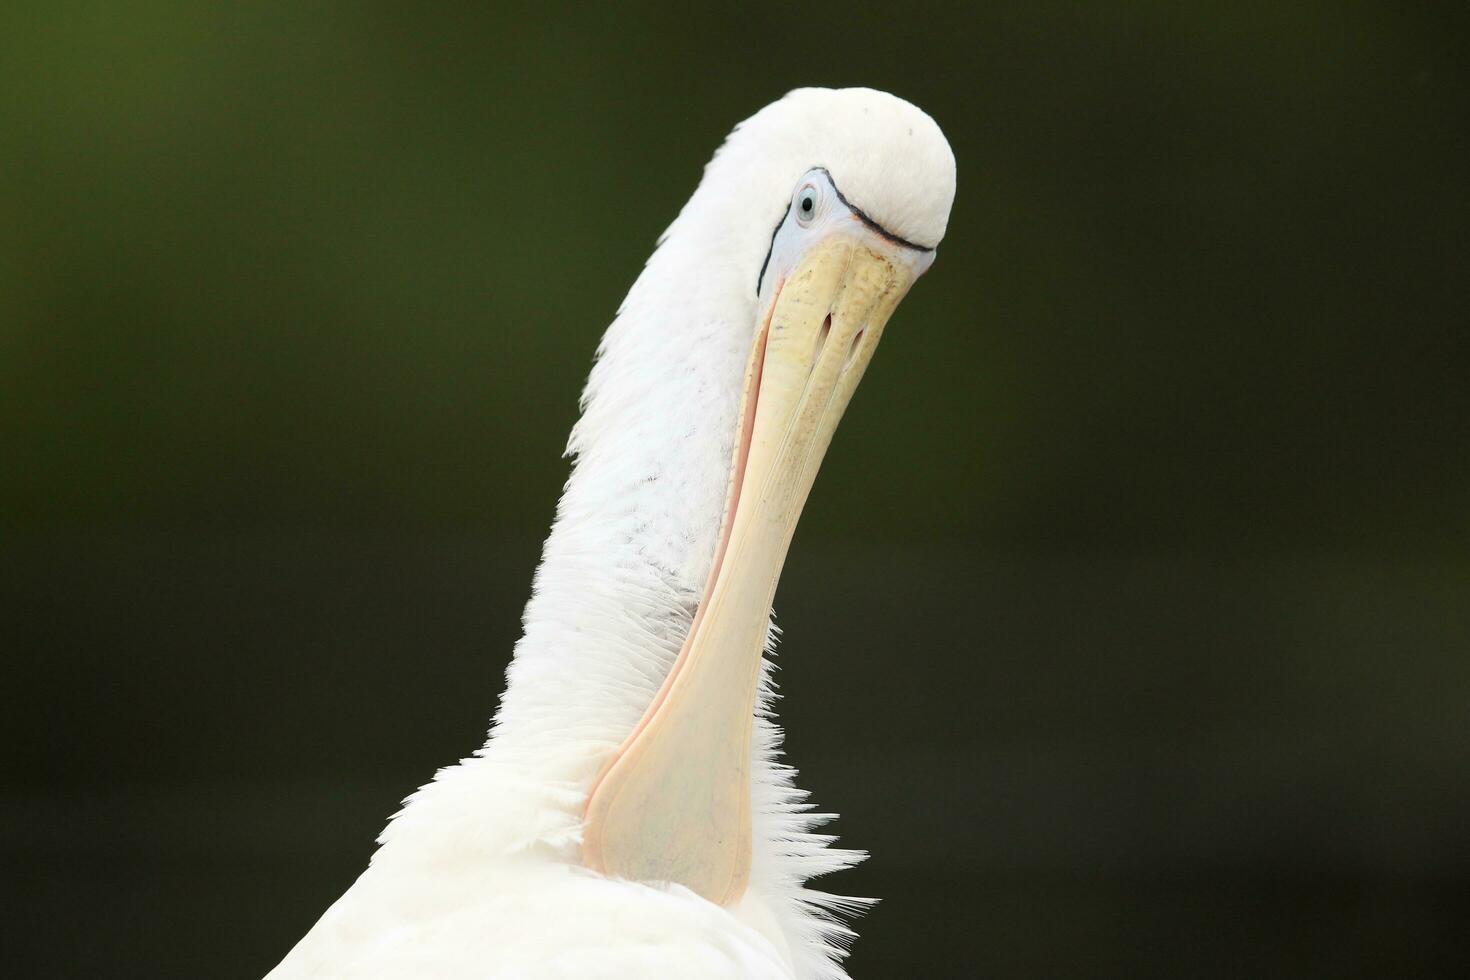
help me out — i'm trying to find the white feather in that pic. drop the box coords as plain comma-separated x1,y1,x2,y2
267,87,955,980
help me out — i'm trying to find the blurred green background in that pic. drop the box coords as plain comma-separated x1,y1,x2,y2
4,2,1468,977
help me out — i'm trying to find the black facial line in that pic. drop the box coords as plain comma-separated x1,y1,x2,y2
814,167,935,255
757,166,934,296
756,200,790,295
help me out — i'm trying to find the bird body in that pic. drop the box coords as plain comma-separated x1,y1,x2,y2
268,87,954,980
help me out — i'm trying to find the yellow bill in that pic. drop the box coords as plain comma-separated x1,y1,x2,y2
582,233,923,905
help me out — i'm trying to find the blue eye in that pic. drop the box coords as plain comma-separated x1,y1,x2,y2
795,183,820,226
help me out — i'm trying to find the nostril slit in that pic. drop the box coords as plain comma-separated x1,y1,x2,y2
844,328,866,368
812,313,832,363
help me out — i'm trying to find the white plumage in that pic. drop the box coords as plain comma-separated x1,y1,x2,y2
268,87,955,979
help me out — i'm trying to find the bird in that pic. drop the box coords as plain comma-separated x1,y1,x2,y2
267,87,956,980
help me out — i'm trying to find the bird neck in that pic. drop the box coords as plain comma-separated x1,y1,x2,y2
377,144,865,980
488,220,761,787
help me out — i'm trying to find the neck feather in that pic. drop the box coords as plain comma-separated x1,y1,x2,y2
380,140,868,980
490,219,758,774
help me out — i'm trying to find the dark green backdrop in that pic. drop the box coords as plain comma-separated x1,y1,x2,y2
4,2,1468,977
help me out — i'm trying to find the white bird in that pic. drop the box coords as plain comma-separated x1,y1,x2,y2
267,87,955,980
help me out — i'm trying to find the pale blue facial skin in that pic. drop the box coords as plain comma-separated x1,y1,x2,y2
759,168,936,302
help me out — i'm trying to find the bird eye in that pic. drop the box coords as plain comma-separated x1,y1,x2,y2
795,183,821,227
